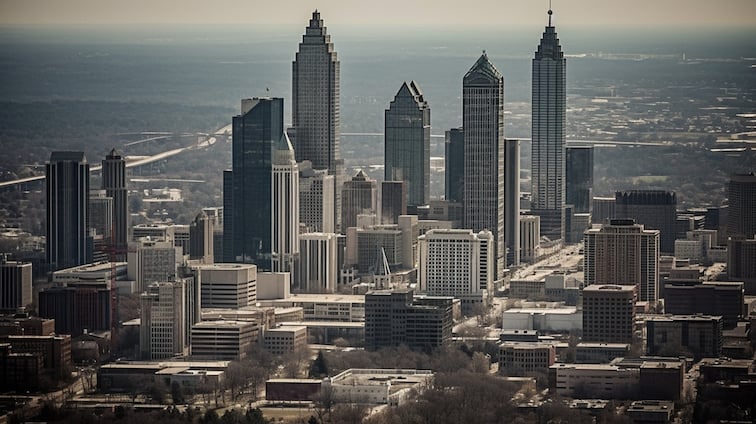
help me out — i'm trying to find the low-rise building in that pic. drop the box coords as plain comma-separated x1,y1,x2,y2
575,343,631,364
499,342,556,376
625,400,674,423
190,320,260,360
646,314,723,359
263,326,307,355
324,368,433,406
549,363,639,398
258,294,365,322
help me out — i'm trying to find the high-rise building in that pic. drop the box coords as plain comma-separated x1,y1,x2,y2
299,161,335,233
101,149,128,258
189,211,214,264
272,133,300,273
140,279,189,359
727,237,756,294
88,190,113,240
520,214,541,263
341,170,376,231
531,9,567,242
462,52,505,278
384,81,430,207
0,256,32,313
46,151,90,271
592,197,616,225
298,232,338,293
291,10,342,230
726,172,756,238
127,238,178,292
381,181,407,225
582,284,636,344
224,97,283,269
505,139,521,266
615,190,677,254
365,289,453,351
445,127,464,203
584,219,660,302
566,146,593,214
418,229,492,313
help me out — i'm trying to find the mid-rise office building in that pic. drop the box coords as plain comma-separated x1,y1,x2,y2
582,284,636,344
584,219,660,302
190,320,259,360
88,190,113,241
499,342,556,376
39,285,111,336
615,190,677,254
272,132,300,273
140,279,190,359
520,214,541,263
445,127,464,203
195,263,257,309
646,314,723,359
365,289,453,351
291,10,342,230
263,326,307,355
462,52,506,278
418,229,492,313
0,257,32,313
128,238,179,292
663,281,744,329
224,97,283,269
298,232,338,293
299,161,335,233
341,170,377,231
726,172,756,239
131,223,174,243
591,196,615,225
531,10,567,242
46,151,90,271
355,226,403,274
384,81,430,207
101,149,128,259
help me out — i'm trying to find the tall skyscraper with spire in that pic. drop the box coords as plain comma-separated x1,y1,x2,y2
223,97,283,270
272,132,300,273
292,10,343,229
384,81,431,207
46,151,90,271
462,52,506,278
102,149,128,259
531,9,566,242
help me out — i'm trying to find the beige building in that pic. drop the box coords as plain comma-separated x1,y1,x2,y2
499,342,556,376
550,363,640,398
190,320,259,360
263,326,307,355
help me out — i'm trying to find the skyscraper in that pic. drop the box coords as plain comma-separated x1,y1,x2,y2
444,127,464,203
272,132,300,273
46,151,90,271
584,219,660,302
381,180,407,225
505,139,521,266
224,97,283,270
102,149,128,258
0,256,32,313
531,9,567,242
292,10,342,228
189,211,214,264
462,52,505,278
566,146,594,214
384,81,431,207
299,161,335,233
298,232,338,293
726,172,756,239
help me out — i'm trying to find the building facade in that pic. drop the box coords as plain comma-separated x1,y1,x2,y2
584,219,660,302
615,190,677,254
381,181,407,225
646,314,723,359
0,258,32,313
531,10,567,242
298,232,338,293
272,133,300,273
195,263,257,309
291,10,342,230
46,151,90,271
582,284,636,344
341,170,377,231
140,280,189,360
462,53,506,278
565,146,593,214
224,97,283,269
384,81,431,207
445,127,464,203
726,172,756,239
101,149,128,259
299,161,335,233
189,211,214,264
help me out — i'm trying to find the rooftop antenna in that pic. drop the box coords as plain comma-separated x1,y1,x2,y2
548,0,553,26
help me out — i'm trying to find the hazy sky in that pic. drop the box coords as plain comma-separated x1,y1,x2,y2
1,0,754,28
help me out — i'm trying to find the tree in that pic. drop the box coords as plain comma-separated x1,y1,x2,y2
170,381,185,404
309,350,329,378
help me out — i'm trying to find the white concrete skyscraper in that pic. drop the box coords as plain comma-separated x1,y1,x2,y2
292,10,343,229
272,133,300,273
462,52,505,279
531,9,567,242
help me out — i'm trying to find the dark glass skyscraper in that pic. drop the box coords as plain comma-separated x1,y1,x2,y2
615,190,677,254
463,53,505,278
566,145,594,214
531,9,566,242
726,172,756,239
102,149,128,258
46,151,90,271
384,81,431,207
445,127,464,203
223,98,284,270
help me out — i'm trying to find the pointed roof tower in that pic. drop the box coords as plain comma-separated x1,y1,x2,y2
463,51,503,85
535,9,564,60
273,132,296,165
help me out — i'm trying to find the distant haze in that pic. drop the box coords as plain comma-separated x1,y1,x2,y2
1,0,754,29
